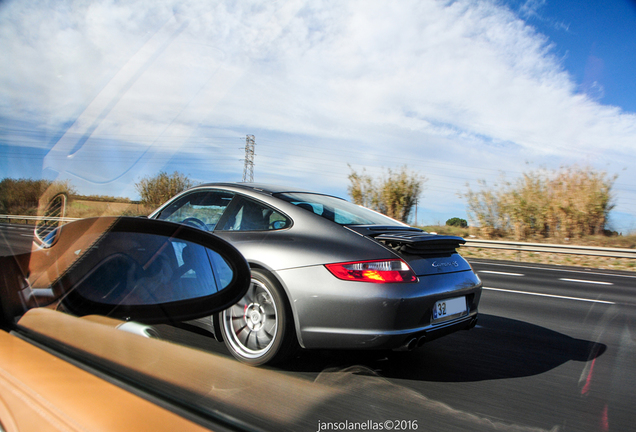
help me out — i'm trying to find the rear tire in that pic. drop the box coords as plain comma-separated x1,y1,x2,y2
219,269,296,366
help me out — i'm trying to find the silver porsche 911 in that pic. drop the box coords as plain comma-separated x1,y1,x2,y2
149,183,482,365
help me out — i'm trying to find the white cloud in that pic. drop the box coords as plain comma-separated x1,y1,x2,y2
1,0,635,228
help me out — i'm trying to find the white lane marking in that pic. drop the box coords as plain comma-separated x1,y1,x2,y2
470,261,636,279
483,287,615,305
559,278,613,286
479,271,525,277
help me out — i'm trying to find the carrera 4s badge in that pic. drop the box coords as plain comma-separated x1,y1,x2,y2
432,260,459,271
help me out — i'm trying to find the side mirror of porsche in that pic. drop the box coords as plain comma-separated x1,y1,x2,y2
1,217,250,324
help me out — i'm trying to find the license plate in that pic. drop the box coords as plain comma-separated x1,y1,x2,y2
432,296,467,322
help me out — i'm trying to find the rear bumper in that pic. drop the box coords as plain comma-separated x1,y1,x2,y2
275,266,482,350
392,313,479,351
300,310,479,351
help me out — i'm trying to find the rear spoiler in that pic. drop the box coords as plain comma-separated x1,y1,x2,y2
347,226,465,256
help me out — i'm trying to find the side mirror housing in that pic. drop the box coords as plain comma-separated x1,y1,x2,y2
3,217,251,324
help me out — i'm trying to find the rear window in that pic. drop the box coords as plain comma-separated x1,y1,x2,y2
275,192,406,226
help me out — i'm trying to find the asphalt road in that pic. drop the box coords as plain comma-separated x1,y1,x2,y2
154,259,636,431
2,224,634,431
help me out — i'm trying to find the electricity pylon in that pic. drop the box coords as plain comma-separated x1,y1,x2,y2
241,135,255,182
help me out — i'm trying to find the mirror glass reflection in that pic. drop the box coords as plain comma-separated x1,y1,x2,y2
35,193,67,246
71,232,234,306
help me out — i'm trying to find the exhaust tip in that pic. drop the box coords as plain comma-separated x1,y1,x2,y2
394,337,418,351
416,334,427,348
406,337,418,351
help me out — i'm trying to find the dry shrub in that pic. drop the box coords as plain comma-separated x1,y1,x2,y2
0,178,75,215
461,166,616,240
135,171,195,206
348,165,426,224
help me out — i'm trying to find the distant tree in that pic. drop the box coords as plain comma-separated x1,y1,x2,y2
0,178,75,215
347,167,376,209
348,165,426,223
135,171,195,206
446,217,468,228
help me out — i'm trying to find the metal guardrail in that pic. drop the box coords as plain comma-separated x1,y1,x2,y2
0,215,80,223
462,239,636,259
1,215,634,259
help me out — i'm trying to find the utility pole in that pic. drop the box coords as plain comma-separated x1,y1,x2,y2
241,135,255,182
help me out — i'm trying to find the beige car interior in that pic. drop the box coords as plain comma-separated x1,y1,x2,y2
0,308,341,431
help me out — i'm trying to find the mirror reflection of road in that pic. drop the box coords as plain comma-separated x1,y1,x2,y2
2,225,634,431
0,223,35,257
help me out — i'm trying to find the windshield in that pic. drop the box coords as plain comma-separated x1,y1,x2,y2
276,192,407,226
1,1,636,432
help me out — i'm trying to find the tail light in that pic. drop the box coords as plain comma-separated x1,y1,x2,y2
325,259,417,283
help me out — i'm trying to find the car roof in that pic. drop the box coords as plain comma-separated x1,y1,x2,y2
197,182,321,196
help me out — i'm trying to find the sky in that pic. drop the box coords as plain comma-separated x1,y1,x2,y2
1,0,635,232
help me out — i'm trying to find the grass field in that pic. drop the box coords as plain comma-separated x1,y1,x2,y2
66,200,153,218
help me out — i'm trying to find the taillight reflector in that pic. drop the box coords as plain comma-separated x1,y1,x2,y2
325,259,417,283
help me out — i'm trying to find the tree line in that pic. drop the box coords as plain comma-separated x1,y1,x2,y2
0,178,75,215
1,164,619,240
0,172,192,215
460,166,616,239
348,164,618,239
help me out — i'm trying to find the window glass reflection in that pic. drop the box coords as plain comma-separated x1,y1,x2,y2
159,191,235,231
217,196,290,231
71,233,234,306
276,192,404,226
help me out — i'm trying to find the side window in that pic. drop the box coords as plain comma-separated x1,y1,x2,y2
157,190,234,231
217,197,290,231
